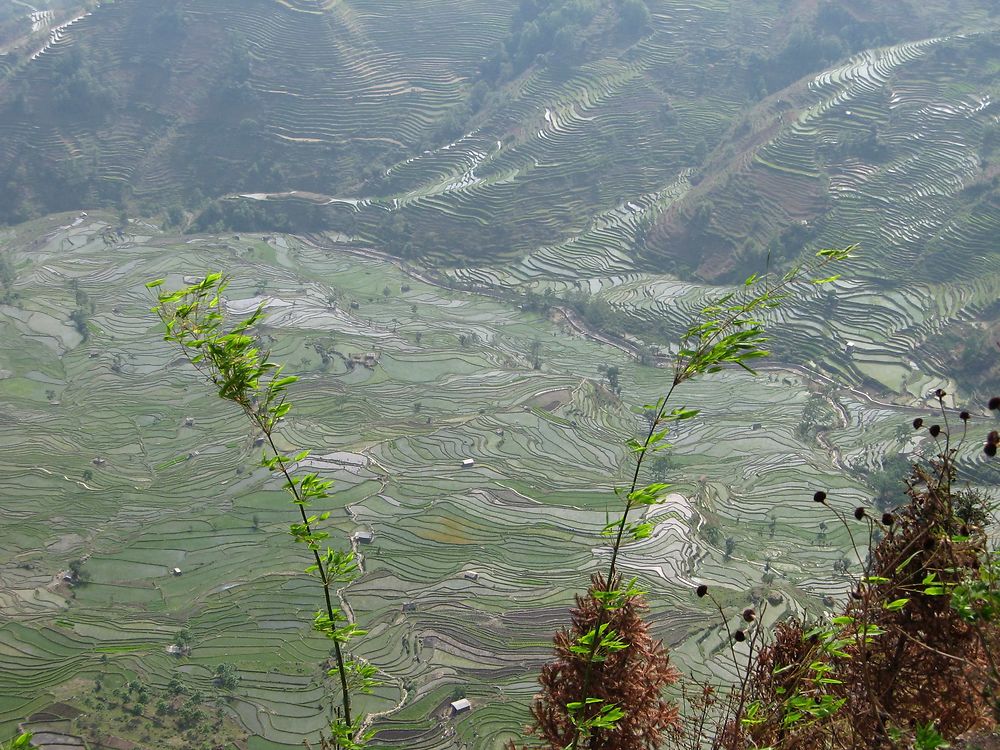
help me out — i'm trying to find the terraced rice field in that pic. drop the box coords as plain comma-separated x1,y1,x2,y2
1,215,989,749
5,0,993,270
222,25,999,402
433,33,1000,397
219,0,777,259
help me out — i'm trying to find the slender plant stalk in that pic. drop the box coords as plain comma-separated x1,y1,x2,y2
262,430,353,728
148,274,368,749
567,379,679,749
567,247,854,750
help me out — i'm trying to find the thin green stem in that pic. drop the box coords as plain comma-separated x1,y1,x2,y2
264,430,354,733
568,381,679,750
567,250,850,749
152,283,357,743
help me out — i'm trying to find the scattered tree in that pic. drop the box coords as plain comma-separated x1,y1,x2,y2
213,664,240,691
530,339,543,370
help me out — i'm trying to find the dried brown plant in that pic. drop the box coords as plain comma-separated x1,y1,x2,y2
514,574,681,750
723,445,999,750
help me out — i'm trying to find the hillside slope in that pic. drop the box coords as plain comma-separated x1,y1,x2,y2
0,0,996,281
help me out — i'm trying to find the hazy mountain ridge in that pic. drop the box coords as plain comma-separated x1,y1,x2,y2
0,0,996,283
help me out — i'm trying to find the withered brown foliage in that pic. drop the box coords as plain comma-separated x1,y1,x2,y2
515,574,681,750
724,454,1000,750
